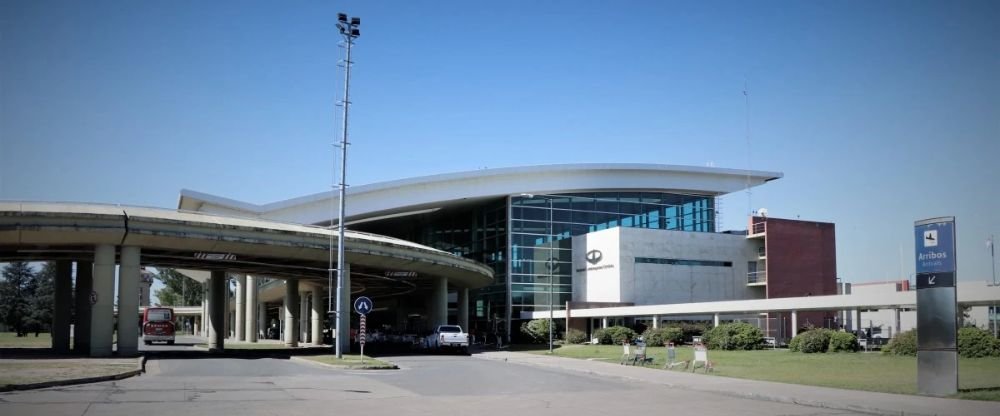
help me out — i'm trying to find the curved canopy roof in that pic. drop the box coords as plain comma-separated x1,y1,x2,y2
179,163,782,225
0,202,493,290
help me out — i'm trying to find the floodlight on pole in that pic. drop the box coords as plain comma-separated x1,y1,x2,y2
330,11,360,359
989,235,997,337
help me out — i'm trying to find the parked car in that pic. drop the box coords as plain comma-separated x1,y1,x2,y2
424,325,469,353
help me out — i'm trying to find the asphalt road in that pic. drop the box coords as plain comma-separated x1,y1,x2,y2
0,352,866,416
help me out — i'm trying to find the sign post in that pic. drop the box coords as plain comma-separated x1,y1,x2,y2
354,296,373,364
914,217,958,396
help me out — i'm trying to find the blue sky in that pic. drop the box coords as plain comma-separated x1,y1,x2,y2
2,0,998,288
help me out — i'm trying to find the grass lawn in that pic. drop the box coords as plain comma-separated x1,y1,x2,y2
527,344,1000,401
0,359,136,387
0,332,53,348
300,354,397,369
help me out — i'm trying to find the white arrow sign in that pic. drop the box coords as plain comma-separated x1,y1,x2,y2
928,275,936,285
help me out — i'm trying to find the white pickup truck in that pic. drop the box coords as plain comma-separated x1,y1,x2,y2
425,325,469,353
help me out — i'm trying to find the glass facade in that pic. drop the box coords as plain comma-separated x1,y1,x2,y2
509,192,715,322
353,191,715,339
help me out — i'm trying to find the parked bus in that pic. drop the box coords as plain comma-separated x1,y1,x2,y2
143,307,175,345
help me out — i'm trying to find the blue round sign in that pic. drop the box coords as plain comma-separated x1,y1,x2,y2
354,296,373,315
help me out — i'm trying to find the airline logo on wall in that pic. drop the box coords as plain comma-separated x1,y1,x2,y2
577,249,614,273
586,250,603,265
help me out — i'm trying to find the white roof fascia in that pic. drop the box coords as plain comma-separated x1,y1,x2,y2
179,163,783,225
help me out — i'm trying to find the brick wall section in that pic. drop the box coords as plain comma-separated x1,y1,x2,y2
755,216,838,332
761,217,837,298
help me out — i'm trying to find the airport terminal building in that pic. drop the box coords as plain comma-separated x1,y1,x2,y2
179,163,838,341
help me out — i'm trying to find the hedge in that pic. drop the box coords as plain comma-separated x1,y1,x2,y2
642,327,684,347
882,330,917,356
565,328,588,344
790,329,831,353
702,322,764,350
519,319,551,344
827,331,860,352
958,327,1000,358
592,326,637,345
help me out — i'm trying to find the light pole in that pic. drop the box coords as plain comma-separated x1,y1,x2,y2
521,194,556,353
331,12,360,359
989,235,997,337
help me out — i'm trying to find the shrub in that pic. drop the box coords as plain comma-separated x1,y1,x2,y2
788,333,803,352
564,328,588,344
519,319,551,344
827,331,859,352
677,322,708,342
958,327,1000,358
789,329,832,353
883,329,917,356
642,327,684,347
591,328,611,344
593,326,636,345
702,322,764,350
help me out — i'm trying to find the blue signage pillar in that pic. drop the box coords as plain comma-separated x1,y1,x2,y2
914,217,958,396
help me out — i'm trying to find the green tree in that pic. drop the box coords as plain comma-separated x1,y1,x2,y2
0,261,35,336
23,262,55,335
153,268,203,306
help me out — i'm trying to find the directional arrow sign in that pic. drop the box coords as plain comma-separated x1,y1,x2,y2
916,272,954,289
354,296,373,315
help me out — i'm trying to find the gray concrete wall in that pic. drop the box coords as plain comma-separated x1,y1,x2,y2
572,227,760,306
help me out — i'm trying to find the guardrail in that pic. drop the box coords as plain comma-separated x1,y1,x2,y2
748,271,767,284
750,222,766,235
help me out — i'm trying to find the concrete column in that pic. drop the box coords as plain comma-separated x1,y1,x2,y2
428,276,447,329
713,313,720,328
193,318,199,336
73,261,93,354
601,317,608,328
337,263,351,354
311,286,323,345
234,274,246,342
258,300,267,340
245,275,257,342
854,309,862,334
117,246,140,356
457,287,469,332
892,308,902,336
299,290,309,343
652,315,660,329
201,294,207,337
284,279,299,347
52,261,73,353
791,310,799,338
208,271,226,351
90,245,116,357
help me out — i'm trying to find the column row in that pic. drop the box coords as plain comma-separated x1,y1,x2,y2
49,245,142,357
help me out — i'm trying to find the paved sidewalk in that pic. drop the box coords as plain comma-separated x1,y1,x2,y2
473,350,1000,416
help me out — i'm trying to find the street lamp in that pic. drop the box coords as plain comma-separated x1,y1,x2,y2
989,236,997,337
521,193,556,353
331,12,360,359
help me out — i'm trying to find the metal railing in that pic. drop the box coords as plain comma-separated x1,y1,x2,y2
757,246,766,258
747,271,767,284
750,222,766,235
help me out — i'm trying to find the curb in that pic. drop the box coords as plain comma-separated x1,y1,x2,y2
473,353,946,416
289,356,398,370
0,355,146,393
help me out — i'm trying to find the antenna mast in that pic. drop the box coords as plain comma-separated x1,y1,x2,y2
744,78,753,219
